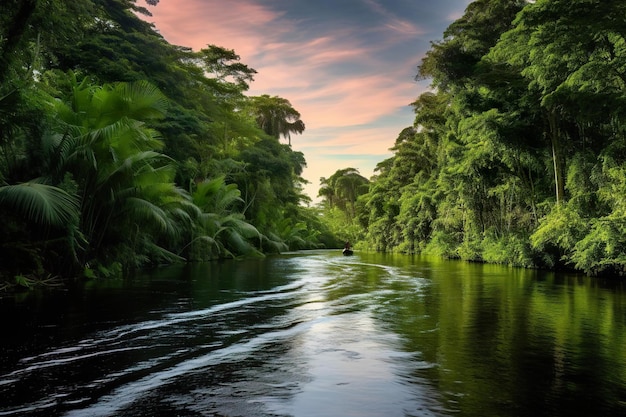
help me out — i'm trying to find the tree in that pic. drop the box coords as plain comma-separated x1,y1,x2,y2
359,0,545,261
489,0,626,204
0,0,95,87
198,45,257,95
418,0,526,92
319,168,369,216
236,138,307,229
318,168,370,247
47,75,195,271
248,95,305,145
189,176,262,260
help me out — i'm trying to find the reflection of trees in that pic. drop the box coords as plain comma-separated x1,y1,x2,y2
355,255,626,416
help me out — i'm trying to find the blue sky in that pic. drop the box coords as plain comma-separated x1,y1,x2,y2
146,0,472,203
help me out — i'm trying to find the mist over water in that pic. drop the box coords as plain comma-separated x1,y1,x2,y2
1,251,625,416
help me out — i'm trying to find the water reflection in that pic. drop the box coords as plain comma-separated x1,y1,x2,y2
0,251,625,416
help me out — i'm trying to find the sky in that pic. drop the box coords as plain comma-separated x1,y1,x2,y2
143,0,472,203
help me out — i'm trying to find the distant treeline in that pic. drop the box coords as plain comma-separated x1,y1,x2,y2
318,0,626,277
0,0,340,289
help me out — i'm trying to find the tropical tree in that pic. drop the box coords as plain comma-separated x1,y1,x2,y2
362,163,403,252
248,94,305,145
0,180,81,285
489,0,626,205
198,44,257,95
359,0,543,261
189,176,262,260
319,168,369,217
318,168,370,247
45,75,195,273
418,0,526,93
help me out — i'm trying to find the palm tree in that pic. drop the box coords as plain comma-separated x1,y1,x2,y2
0,180,82,283
190,176,263,260
48,75,193,270
0,73,83,282
319,168,369,216
248,94,305,145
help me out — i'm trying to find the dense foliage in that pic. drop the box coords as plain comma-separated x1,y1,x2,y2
319,0,626,277
0,0,338,289
5,0,626,286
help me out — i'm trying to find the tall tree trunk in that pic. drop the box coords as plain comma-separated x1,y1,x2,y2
0,0,37,85
548,110,566,205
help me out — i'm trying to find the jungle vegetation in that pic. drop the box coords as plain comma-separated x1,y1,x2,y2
3,0,626,288
318,0,626,277
0,0,340,289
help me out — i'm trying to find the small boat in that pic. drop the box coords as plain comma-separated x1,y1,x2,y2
342,248,353,256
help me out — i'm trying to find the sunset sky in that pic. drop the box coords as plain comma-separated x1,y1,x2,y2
144,0,472,203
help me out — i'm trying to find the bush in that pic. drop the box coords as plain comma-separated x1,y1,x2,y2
530,204,589,269
423,230,460,258
570,216,626,276
482,231,535,268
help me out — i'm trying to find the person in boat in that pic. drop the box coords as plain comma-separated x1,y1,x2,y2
343,241,353,255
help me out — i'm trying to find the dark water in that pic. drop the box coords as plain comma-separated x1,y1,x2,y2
1,250,626,417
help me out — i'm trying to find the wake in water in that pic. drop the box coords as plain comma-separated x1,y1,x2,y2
0,252,444,417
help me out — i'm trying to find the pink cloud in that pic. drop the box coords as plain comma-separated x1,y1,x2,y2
147,1,287,55
245,38,423,129
249,35,371,74
302,123,409,155
252,66,423,128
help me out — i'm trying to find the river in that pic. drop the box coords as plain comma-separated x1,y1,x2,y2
1,250,625,416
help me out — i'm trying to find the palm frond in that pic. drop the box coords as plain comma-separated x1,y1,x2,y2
223,230,263,258
261,232,289,253
192,176,243,213
224,216,261,239
124,196,172,233
143,240,186,264
0,181,79,228
114,80,169,120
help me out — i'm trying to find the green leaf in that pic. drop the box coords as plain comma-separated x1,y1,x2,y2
0,181,79,228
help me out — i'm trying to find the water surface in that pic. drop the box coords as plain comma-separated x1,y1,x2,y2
1,250,625,416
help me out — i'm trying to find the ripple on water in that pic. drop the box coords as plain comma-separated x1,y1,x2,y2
1,252,448,417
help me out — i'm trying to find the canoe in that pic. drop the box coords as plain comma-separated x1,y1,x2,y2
342,248,353,256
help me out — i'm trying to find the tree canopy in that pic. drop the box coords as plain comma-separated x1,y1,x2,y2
318,0,626,277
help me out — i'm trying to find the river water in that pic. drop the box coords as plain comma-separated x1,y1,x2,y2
1,250,625,417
